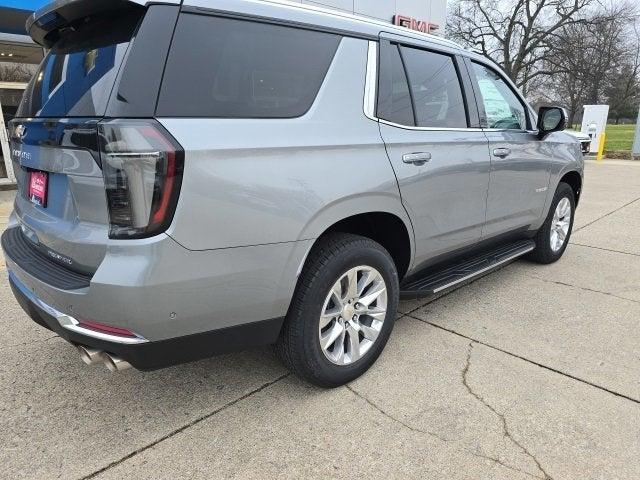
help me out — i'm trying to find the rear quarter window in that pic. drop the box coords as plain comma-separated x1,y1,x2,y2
156,14,342,118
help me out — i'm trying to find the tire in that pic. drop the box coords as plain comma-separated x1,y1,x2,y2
275,233,399,388
528,182,575,264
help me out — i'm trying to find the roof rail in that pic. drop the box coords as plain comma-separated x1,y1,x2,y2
255,0,463,50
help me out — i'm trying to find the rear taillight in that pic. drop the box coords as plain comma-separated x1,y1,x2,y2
98,120,184,239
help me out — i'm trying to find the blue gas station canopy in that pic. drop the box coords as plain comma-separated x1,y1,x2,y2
2,0,48,11
0,0,49,35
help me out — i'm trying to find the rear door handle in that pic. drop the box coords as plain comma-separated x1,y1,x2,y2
402,152,432,166
493,148,511,158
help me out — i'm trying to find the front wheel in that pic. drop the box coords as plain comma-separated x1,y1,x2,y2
275,233,399,387
529,182,576,264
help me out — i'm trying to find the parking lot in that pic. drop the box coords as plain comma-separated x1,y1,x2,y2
1,159,639,480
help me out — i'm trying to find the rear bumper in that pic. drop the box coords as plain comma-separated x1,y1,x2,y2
2,222,312,369
9,271,283,370
2,222,310,341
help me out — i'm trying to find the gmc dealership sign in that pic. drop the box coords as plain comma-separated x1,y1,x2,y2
393,15,440,34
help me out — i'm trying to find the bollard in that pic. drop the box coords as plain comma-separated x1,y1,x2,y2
596,133,606,162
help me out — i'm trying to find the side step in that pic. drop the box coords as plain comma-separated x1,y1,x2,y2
400,239,536,299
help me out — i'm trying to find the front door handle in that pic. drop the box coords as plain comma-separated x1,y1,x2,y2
402,152,432,166
493,148,511,158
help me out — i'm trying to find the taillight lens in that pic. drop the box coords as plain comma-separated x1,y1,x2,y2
98,120,184,239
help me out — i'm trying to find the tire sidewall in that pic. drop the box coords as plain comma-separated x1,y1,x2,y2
299,241,399,386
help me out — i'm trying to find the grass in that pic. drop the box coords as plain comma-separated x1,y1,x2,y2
571,124,637,156
604,124,635,152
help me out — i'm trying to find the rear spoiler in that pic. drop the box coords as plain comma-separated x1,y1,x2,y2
26,0,180,48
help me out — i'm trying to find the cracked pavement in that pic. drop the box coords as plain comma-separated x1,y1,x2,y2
1,160,640,479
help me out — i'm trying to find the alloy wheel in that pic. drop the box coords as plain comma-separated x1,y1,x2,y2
550,197,571,252
318,266,388,366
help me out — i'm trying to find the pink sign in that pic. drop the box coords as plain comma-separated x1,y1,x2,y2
29,171,48,207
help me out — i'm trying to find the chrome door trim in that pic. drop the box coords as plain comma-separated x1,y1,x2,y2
364,40,378,121
402,152,432,165
493,148,511,158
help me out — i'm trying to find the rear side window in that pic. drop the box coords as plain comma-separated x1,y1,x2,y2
377,43,414,126
17,13,142,118
400,46,467,128
157,15,341,118
377,42,468,128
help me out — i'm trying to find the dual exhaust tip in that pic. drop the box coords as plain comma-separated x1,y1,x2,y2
77,345,132,372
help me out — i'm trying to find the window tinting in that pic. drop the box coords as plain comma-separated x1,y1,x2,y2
17,13,141,118
400,47,467,128
377,43,414,126
157,15,341,118
472,63,527,130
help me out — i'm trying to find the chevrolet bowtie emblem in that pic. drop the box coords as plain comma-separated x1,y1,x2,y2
15,124,27,140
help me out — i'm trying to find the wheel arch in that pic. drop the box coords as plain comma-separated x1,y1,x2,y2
559,170,583,206
322,212,413,280
297,200,415,282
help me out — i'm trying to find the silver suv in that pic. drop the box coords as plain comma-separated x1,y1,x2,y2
2,0,583,387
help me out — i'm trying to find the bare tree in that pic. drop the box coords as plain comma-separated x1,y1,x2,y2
533,3,638,125
447,0,595,93
605,23,640,123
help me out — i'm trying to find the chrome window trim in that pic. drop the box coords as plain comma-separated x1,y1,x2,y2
364,41,378,121
484,128,540,135
9,270,149,345
380,118,485,133
364,40,484,133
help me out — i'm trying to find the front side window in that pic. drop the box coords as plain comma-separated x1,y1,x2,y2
400,46,468,128
472,63,527,130
157,15,341,118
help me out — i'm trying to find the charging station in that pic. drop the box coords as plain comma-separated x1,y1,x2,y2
581,105,609,153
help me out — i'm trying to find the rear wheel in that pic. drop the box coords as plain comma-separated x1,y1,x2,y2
529,182,575,264
275,233,399,387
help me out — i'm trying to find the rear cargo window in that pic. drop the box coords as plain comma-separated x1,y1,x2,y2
17,13,142,118
157,14,341,118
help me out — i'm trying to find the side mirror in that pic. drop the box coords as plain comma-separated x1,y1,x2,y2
537,107,568,139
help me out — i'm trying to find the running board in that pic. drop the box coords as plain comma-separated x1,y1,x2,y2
400,239,536,299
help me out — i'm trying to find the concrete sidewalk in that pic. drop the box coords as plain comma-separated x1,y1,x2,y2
1,160,639,480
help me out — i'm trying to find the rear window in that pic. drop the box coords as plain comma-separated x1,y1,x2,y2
17,13,142,118
157,14,342,118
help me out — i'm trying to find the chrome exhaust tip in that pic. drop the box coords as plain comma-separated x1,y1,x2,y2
77,345,103,366
102,353,132,372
